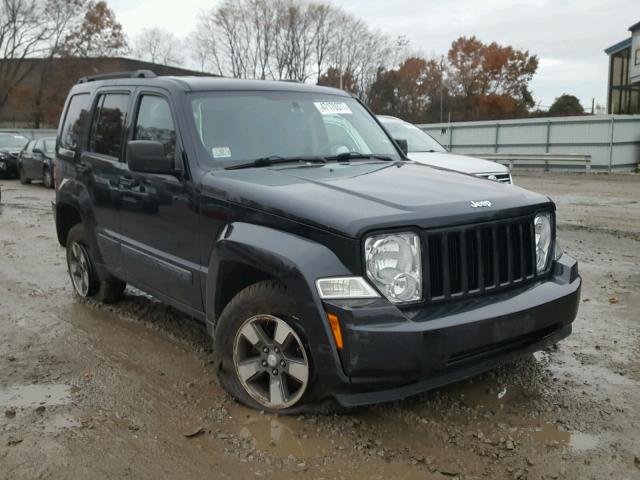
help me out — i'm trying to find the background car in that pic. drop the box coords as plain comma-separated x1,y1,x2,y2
378,115,513,184
0,132,29,179
18,137,56,188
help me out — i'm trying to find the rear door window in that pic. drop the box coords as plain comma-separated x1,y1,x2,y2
60,93,91,153
89,93,130,160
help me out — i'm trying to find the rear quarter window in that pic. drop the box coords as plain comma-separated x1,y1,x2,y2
60,93,91,153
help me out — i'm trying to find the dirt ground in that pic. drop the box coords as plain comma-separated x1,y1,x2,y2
1,172,639,480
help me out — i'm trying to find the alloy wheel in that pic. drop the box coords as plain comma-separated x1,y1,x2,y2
233,314,309,409
68,242,91,296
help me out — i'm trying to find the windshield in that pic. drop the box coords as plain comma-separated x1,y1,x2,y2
0,134,29,149
190,91,401,166
43,139,56,153
380,120,447,153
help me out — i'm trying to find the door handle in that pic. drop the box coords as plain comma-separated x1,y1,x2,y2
76,162,91,174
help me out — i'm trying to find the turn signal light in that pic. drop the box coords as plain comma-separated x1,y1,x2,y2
327,313,344,350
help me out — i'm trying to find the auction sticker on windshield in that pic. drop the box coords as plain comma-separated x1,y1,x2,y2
212,147,232,158
314,101,352,115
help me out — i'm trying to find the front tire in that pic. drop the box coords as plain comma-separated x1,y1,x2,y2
66,224,126,303
215,280,313,413
43,166,53,189
19,166,31,184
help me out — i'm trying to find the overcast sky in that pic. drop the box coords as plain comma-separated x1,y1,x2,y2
109,0,637,109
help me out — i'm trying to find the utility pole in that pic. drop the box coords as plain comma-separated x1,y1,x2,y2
439,55,445,123
591,98,595,115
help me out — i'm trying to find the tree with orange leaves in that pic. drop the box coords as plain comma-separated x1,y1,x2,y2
368,56,446,123
60,0,127,57
446,36,537,120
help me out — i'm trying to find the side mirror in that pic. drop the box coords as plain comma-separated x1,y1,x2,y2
394,138,408,155
127,140,177,175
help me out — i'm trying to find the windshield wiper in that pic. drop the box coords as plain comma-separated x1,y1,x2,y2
225,155,327,170
326,152,395,162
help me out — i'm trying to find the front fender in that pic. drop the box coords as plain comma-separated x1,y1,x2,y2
205,222,353,384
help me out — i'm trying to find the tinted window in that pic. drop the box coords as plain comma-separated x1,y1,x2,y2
89,93,129,160
190,92,399,166
60,94,91,152
134,95,176,159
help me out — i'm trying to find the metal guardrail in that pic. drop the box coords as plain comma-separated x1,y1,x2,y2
470,153,592,174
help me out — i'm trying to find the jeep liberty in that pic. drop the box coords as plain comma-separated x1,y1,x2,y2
53,71,581,412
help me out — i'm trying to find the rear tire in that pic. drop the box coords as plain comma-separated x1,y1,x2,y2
214,280,315,413
19,166,31,184
66,224,126,303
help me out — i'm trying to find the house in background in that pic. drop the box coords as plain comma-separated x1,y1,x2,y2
0,57,212,128
605,21,640,114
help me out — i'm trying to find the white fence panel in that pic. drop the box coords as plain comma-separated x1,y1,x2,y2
418,115,640,172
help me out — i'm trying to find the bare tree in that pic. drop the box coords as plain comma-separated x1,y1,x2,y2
189,0,403,93
133,27,182,66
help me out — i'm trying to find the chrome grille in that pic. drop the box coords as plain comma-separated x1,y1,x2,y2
476,172,512,184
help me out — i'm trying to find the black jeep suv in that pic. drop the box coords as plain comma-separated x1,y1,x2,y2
53,71,581,412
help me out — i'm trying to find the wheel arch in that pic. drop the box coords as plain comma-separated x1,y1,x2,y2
205,222,353,376
55,179,96,248
55,201,83,247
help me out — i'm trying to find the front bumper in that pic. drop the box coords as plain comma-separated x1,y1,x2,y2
321,253,580,407
0,155,18,176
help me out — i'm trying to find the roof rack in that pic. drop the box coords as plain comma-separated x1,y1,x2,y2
77,70,157,84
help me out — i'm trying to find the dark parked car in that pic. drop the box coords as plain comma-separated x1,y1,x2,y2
0,132,29,178
18,137,56,188
53,71,581,413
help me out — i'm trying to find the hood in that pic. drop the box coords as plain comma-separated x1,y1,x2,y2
0,148,22,164
202,161,552,238
0,148,22,155
407,151,508,175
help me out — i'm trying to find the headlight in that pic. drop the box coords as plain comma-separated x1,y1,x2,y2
364,232,422,303
534,213,552,272
316,277,379,299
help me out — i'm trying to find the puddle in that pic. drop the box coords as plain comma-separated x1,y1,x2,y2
43,414,81,433
229,404,337,458
443,378,534,410
528,423,598,452
0,384,72,408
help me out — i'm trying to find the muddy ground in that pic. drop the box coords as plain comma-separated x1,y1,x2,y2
1,172,639,480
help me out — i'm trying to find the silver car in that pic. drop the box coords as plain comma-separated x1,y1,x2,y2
378,115,513,184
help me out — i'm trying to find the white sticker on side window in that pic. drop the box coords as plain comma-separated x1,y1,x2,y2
314,101,352,115
212,147,232,158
